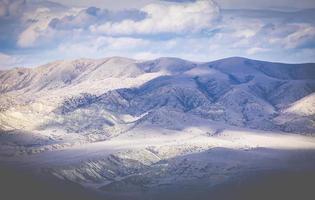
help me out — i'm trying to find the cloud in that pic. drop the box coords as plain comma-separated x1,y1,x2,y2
56,36,151,58
283,25,315,49
215,0,315,10
0,0,27,49
246,47,269,55
0,0,71,49
247,22,315,50
15,0,220,48
14,5,148,48
0,53,13,68
0,52,26,69
0,0,25,18
1,0,315,68
30,0,315,10
49,7,147,30
91,0,220,35
14,3,80,48
160,0,196,2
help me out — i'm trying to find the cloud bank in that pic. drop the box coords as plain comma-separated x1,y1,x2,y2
0,0,315,69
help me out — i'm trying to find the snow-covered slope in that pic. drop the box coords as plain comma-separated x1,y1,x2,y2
1,56,314,134
1,56,315,199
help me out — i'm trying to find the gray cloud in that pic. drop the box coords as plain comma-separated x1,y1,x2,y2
29,0,315,10
49,7,147,30
0,0,68,51
215,0,315,10
0,0,25,18
0,0,27,51
160,0,196,2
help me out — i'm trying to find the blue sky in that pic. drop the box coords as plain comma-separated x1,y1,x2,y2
0,0,315,69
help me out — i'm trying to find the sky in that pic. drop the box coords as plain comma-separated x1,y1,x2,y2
0,0,315,69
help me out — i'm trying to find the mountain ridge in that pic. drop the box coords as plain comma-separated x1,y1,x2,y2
1,56,315,199
1,56,314,135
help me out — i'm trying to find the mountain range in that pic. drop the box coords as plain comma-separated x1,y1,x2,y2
1,56,314,135
0,56,315,200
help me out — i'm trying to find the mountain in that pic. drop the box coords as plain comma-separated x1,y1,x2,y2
1,57,315,200
1,56,314,134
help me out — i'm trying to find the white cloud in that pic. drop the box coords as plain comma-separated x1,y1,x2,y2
17,26,41,48
0,53,13,66
246,47,269,55
216,0,315,10
16,0,220,48
91,0,220,35
0,0,25,18
0,53,24,69
31,0,160,10
249,23,315,50
16,6,80,48
1,0,315,69
28,0,315,10
283,25,315,49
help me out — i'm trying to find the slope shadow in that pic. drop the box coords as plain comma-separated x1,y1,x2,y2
207,170,315,200
1,148,315,200
0,165,104,200
99,148,315,200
